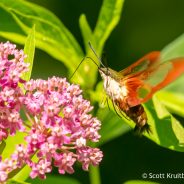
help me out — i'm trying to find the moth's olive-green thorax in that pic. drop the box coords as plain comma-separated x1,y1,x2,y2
99,67,121,81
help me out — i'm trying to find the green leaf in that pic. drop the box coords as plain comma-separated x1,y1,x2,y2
154,68,184,118
97,107,130,146
0,0,88,85
0,140,6,154
12,154,37,181
0,0,83,61
23,25,35,81
7,179,30,184
79,14,93,53
0,0,125,88
26,175,81,184
161,33,184,60
78,0,125,87
79,0,125,63
93,0,125,55
2,132,26,159
124,180,159,184
155,91,184,117
1,132,30,181
144,98,184,152
77,14,98,87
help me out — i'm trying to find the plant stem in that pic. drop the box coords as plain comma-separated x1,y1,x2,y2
89,166,101,184
0,140,6,154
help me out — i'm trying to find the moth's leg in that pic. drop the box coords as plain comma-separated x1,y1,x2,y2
106,98,111,111
117,96,130,112
111,98,123,118
105,90,122,118
115,97,130,120
110,94,129,120
105,76,109,89
100,92,108,107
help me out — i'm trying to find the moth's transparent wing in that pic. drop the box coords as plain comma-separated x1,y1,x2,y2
139,58,184,104
120,57,184,107
119,51,160,76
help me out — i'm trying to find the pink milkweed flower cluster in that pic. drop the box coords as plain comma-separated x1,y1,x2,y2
0,42,103,182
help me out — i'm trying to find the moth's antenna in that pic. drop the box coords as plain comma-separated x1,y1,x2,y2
88,42,106,67
69,57,86,80
70,42,105,80
69,56,102,80
86,57,100,68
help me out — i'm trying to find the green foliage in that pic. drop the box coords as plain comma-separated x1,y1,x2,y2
145,99,184,152
4,129,36,181
2,132,26,159
7,179,30,184
23,25,35,81
161,33,184,60
1,131,30,180
124,180,159,184
27,175,81,184
79,14,93,53
143,36,184,152
155,91,184,117
97,107,130,146
0,0,184,183
0,0,86,84
0,141,6,154
0,0,125,88
93,0,124,55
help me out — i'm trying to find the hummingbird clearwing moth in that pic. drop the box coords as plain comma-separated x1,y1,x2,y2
71,42,184,134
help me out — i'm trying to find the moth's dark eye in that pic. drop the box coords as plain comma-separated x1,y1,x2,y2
107,70,111,76
100,67,110,76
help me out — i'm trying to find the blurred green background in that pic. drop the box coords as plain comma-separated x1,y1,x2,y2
12,0,184,183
